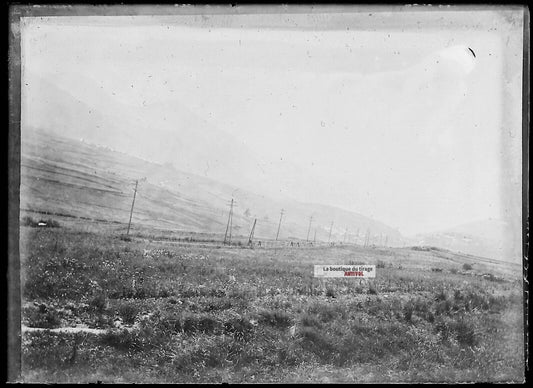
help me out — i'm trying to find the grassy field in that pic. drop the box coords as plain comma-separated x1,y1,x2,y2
19,219,525,383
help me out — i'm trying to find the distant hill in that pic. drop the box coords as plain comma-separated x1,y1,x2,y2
414,219,522,263
20,128,404,244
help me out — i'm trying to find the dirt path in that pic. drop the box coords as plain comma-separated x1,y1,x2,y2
21,324,136,335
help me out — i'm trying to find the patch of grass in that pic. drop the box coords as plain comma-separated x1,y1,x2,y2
257,309,292,328
403,302,414,323
298,326,336,363
300,314,322,329
307,302,345,323
20,227,524,383
223,317,255,342
181,314,223,335
25,306,62,329
22,216,38,227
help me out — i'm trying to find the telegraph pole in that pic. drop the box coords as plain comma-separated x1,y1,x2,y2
364,228,370,247
328,221,334,243
223,198,235,245
248,218,257,246
126,180,138,236
313,229,317,244
306,215,313,242
275,209,284,241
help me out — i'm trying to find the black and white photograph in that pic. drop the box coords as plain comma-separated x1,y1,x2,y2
7,4,528,383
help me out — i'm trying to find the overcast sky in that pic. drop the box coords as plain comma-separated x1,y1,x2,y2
20,7,524,236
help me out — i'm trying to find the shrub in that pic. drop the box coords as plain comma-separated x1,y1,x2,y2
367,282,378,295
100,329,141,351
26,306,62,329
89,293,107,312
435,299,453,315
450,268,458,274
453,319,478,347
377,260,386,269
463,263,473,271
118,303,138,325
435,319,452,342
325,287,336,298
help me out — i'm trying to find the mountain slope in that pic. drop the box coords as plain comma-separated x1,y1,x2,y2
414,219,522,263
20,127,403,244
22,71,318,204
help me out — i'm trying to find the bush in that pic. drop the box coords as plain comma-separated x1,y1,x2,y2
367,282,378,295
89,293,107,312
325,287,336,298
463,263,473,271
377,260,386,269
26,306,62,329
453,319,478,347
100,329,142,351
118,303,138,325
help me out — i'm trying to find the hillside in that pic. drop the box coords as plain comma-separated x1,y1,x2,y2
20,128,404,244
414,219,522,263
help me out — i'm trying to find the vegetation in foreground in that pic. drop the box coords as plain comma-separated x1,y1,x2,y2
20,224,525,383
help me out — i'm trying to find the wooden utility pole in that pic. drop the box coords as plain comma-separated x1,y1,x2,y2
328,221,334,243
126,180,138,236
248,218,257,246
364,228,370,247
275,209,284,241
223,198,235,245
343,228,348,243
306,215,313,242
313,229,317,244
